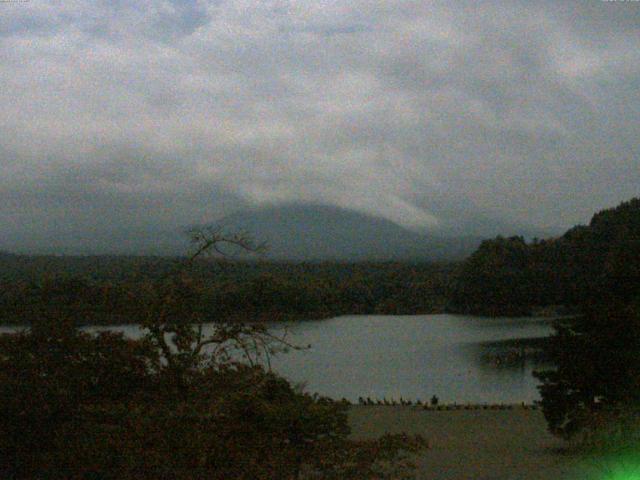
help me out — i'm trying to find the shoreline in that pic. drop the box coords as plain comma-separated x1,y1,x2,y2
0,310,561,328
354,400,541,410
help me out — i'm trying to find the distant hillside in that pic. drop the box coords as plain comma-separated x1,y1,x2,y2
1,196,553,260
1,200,552,260
218,204,481,261
449,198,640,315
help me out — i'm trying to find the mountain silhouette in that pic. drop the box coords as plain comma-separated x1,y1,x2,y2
216,203,482,261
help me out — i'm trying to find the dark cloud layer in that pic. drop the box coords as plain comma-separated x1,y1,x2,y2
0,0,638,253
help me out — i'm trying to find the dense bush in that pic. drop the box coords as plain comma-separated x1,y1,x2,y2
0,314,426,479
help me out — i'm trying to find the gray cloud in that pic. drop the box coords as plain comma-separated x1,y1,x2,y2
0,0,638,253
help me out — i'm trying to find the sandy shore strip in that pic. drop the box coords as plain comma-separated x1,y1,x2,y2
348,405,626,480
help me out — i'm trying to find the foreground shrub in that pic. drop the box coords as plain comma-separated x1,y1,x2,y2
535,299,640,451
1,229,427,478
0,316,426,479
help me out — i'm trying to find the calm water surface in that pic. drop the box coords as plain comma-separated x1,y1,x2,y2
266,314,553,404
2,314,553,404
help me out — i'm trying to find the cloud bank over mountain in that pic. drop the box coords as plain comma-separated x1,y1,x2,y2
0,1,638,254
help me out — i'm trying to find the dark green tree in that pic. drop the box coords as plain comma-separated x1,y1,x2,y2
534,300,640,443
534,198,640,447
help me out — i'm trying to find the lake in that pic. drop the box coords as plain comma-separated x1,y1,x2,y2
2,314,554,404
266,314,553,404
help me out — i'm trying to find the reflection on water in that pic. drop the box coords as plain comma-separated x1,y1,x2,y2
0,314,555,404
265,314,553,404
471,337,552,370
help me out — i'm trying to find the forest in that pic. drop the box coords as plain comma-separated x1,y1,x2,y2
1,198,639,325
0,256,453,325
449,197,640,316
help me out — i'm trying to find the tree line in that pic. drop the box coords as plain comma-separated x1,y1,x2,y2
0,259,453,325
448,198,640,316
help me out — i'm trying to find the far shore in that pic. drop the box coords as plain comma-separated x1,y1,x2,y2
0,309,565,329
348,405,618,480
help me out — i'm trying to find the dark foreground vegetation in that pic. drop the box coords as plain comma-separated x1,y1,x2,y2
0,317,426,479
0,231,426,479
526,199,640,454
535,300,640,447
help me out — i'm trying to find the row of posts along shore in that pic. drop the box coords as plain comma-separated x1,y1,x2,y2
348,396,539,410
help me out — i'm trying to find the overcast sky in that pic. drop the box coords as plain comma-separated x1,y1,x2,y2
1,0,639,253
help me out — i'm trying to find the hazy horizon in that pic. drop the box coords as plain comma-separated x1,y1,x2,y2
1,1,638,255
